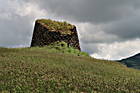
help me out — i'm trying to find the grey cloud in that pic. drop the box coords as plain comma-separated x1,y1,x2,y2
0,15,32,47
80,42,99,54
33,0,140,23
105,16,140,39
0,0,33,47
77,23,120,44
0,0,48,47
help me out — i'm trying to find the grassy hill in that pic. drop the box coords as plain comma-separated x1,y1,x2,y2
0,45,140,93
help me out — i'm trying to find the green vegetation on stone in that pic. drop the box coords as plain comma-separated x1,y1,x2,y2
37,19,75,35
0,46,140,92
46,41,89,56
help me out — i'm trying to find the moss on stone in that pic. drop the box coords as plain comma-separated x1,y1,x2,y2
37,19,75,35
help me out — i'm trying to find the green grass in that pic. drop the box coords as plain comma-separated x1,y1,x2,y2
46,41,89,57
37,19,75,35
0,47,140,93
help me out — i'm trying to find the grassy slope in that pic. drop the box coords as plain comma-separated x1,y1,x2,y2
0,47,140,93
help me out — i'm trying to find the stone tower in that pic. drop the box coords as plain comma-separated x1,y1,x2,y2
31,19,81,50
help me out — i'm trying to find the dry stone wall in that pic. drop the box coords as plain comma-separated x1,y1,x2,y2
31,19,81,50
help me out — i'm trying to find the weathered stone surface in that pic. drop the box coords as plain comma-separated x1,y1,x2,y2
31,19,81,50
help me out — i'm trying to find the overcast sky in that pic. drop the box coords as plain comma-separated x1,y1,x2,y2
0,0,140,60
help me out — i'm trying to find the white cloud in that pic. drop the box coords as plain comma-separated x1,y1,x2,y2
91,38,140,60
15,2,47,18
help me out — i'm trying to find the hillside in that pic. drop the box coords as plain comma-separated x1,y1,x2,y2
119,53,140,69
0,46,140,93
